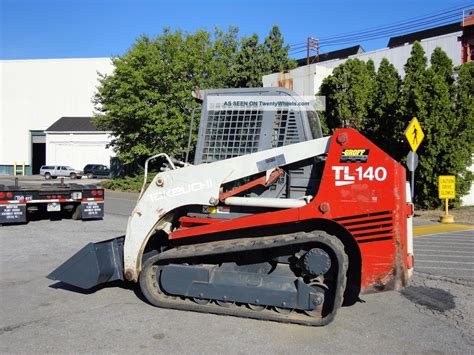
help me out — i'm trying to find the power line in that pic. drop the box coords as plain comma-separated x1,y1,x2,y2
319,13,462,45
288,3,472,53
318,3,470,42
319,19,462,49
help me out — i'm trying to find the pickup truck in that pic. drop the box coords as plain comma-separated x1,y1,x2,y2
0,178,104,225
40,165,83,180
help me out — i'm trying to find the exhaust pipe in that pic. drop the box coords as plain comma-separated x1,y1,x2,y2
47,237,124,289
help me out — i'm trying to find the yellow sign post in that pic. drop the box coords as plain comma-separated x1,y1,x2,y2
404,117,425,152
438,175,455,223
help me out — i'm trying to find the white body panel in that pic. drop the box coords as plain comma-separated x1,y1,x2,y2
123,136,331,281
406,182,414,278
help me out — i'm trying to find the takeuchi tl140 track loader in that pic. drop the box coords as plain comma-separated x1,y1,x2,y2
48,88,414,326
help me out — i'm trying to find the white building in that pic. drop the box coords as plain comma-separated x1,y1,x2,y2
0,58,114,175
45,117,114,171
263,24,463,92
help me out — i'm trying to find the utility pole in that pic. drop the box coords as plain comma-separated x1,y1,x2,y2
306,37,319,65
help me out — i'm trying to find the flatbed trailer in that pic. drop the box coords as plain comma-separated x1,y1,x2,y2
0,178,104,225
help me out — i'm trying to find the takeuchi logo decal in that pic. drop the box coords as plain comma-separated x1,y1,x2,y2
148,179,213,201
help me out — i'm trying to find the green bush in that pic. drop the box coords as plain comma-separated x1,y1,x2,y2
101,174,155,192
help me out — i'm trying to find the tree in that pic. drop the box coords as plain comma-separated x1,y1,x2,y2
318,42,472,208
400,44,472,208
262,25,297,74
229,34,266,88
94,31,216,164
209,26,240,88
319,59,375,131
94,26,295,165
397,42,429,162
229,26,296,88
430,47,454,88
366,58,401,158
451,62,474,204
416,65,456,208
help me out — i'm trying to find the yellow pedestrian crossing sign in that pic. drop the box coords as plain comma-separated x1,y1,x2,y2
404,117,424,152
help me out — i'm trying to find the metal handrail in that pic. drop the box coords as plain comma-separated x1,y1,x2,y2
139,153,176,199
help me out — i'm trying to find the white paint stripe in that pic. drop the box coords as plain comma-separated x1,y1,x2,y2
418,233,474,237
417,242,474,248
417,234,474,240
416,254,474,258
415,266,474,271
415,260,474,265
418,236,474,240
416,241,474,244
415,241,474,245
415,248,474,252
419,235,474,239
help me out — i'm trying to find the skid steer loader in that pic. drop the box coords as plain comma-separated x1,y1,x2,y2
48,88,414,326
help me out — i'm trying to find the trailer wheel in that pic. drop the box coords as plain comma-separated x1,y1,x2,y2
45,173,51,180
72,205,82,220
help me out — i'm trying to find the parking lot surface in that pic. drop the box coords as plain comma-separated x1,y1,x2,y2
414,230,474,281
1,202,473,354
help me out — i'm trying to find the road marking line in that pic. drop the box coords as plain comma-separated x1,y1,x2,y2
414,242,474,246
416,254,474,258
415,266,474,271
416,238,473,241
415,260,474,264
414,248,474,252
415,240,474,244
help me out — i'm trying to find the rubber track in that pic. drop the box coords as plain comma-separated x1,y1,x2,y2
140,231,348,326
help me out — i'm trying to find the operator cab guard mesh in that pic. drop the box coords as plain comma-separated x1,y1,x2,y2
193,88,324,200
194,88,322,165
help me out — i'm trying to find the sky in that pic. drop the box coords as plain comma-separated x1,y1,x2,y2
0,0,472,60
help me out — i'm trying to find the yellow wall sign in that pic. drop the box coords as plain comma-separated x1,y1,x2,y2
439,175,456,199
404,117,425,152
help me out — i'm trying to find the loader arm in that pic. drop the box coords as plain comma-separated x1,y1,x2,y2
123,136,331,281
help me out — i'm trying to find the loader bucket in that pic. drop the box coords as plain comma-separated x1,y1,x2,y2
47,237,124,289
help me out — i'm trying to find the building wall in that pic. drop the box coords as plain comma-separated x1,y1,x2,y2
0,58,114,174
262,32,462,97
45,132,114,171
262,64,334,97
320,32,462,75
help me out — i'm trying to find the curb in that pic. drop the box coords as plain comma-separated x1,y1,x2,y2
414,223,474,237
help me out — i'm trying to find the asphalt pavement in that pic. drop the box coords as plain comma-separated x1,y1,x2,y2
414,230,474,281
0,189,473,353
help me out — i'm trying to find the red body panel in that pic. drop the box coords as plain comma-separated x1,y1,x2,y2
169,129,411,293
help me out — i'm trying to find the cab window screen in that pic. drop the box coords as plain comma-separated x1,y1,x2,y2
200,108,263,163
